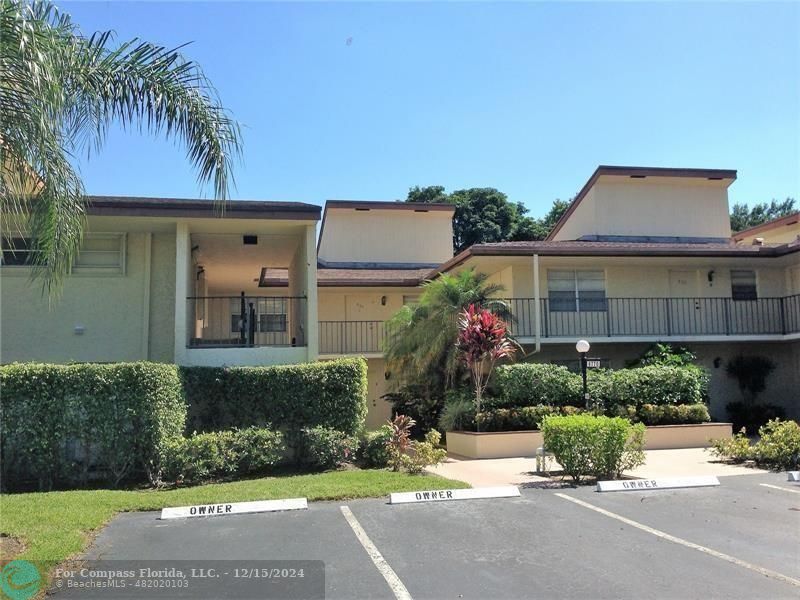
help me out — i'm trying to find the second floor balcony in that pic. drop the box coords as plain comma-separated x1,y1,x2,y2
318,295,800,355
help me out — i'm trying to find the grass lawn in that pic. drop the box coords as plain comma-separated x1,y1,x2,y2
1,470,468,565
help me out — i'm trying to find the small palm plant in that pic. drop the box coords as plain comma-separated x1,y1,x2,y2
456,304,517,430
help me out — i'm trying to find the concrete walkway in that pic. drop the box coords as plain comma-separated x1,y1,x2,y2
427,447,768,487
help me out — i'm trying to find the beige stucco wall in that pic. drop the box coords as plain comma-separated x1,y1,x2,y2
503,259,791,299
318,288,418,322
318,208,453,264
148,233,176,362
1,232,150,363
737,220,800,245
552,178,731,241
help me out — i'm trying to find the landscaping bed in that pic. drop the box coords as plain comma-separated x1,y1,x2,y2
446,422,733,459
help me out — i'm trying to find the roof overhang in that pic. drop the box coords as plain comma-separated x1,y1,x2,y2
86,196,321,220
431,239,798,278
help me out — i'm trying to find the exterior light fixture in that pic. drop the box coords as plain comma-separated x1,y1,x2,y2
576,339,591,408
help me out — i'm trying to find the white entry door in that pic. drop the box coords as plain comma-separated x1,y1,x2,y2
668,270,701,334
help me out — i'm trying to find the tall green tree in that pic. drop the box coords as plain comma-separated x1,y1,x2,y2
1,0,241,294
406,185,572,252
385,268,509,393
730,198,796,232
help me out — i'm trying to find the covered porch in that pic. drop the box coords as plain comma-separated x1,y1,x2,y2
173,212,319,366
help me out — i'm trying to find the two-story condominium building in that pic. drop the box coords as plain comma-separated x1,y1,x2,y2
2,166,798,425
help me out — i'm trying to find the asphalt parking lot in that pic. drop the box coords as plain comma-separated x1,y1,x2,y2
64,472,799,599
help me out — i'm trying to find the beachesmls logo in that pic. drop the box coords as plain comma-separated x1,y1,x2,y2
1,560,41,600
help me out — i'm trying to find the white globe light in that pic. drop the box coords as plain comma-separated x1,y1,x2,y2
576,339,590,353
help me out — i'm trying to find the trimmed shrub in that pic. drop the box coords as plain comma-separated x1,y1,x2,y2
492,363,580,408
476,405,584,432
293,426,356,471
752,420,800,469
725,402,786,435
0,362,185,490
359,425,393,468
493,363,708,411
181,358,368,436
637,403,711,426
590,365,708,409
541,415,646,482
162,427,285,484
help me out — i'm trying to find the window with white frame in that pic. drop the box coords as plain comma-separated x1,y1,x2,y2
259,298,288,333
731,270,757,301
2,233,125,273
72,234,126,273
230,298,288,334
548,269,607,312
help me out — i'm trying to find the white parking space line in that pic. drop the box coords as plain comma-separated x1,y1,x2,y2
760,483,800,495
555,493,800,589
340,505,413,600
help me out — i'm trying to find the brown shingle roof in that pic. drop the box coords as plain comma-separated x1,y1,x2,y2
431,239,799,277
259,266,431,287
86,196,321,220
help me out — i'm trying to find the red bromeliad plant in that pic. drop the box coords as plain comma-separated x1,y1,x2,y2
456,304,518,430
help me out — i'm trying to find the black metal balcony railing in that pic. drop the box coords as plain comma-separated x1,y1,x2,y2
317,295,799,355
502,295,800,338
319,321,387,354
187,295,307,348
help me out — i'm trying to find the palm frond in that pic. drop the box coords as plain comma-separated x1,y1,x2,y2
0,0,241,294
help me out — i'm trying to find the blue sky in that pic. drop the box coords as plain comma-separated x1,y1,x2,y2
64,1,799,218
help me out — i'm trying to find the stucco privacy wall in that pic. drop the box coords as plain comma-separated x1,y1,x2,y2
1,232,150,363
318,209,454,264
520,340,799,421
552,179,731,241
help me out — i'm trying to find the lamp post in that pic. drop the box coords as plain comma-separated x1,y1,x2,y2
576,339,590,409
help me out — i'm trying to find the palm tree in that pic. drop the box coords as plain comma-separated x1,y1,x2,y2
384,268,511,393
1,0,241,294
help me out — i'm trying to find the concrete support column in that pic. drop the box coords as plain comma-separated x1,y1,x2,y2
173,221,190,364
305,223,319,361
533,253,541,353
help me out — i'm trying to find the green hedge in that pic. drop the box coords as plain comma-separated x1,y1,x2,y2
181,358,368,436
491,363,580,408
162,427,285,485
476,405,583,432
472,402,710,432
541,415,646,482
589,365,708,409
0,362,185,490
492,363,708,409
